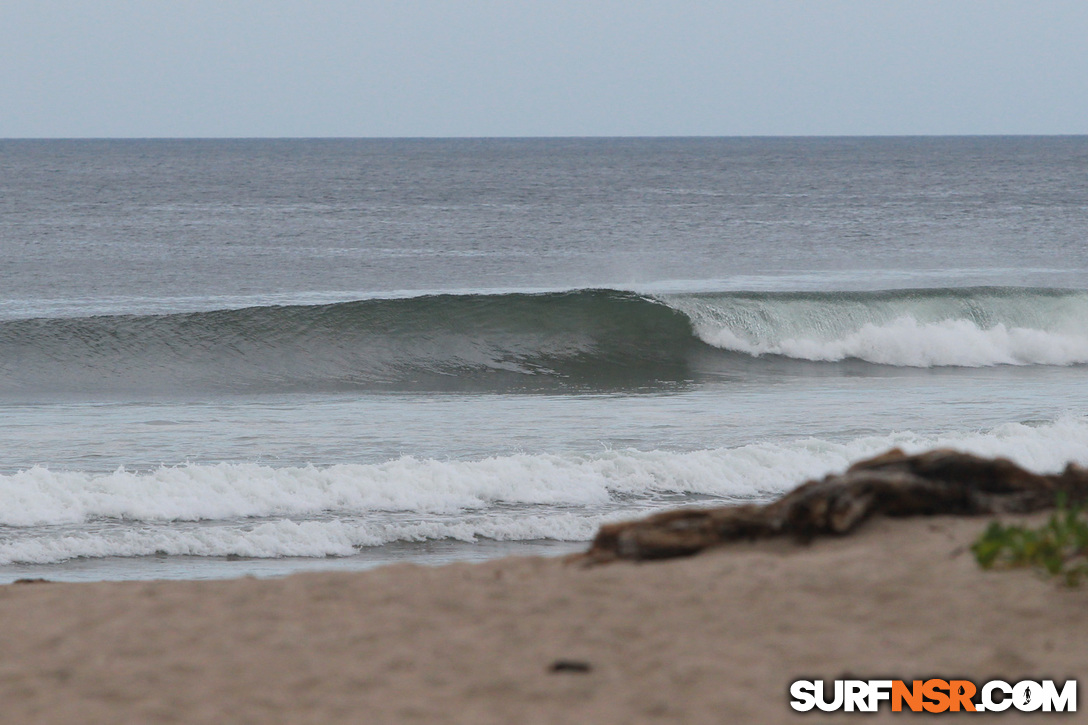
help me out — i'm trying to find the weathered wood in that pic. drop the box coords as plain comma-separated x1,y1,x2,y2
582,448,1088,563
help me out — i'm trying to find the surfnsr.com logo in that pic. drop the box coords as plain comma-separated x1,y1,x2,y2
790,679,1076,713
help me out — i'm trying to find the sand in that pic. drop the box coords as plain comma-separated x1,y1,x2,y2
0,514,1084,724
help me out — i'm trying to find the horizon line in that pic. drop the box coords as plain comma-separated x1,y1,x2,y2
3,133,1087,142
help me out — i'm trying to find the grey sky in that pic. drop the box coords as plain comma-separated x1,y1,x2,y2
2,1,1087,138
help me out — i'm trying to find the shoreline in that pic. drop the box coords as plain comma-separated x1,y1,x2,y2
0,538,586,586
1,513,1084,723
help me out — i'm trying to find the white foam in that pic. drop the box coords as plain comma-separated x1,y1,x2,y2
0,450,775,528
2,415,1087,563
0,514,612,565
696,317,1088,367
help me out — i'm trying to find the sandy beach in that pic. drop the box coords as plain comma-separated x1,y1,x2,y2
0,513,1083,724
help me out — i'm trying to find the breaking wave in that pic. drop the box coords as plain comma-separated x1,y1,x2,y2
2,286,1086,396
669,287,1088,367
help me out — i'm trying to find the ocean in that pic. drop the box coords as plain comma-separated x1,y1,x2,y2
2,136,1087,582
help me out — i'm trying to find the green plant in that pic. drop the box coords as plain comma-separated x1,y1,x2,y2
972,496,1088,586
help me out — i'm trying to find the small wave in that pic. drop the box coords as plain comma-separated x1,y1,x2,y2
2,415,1087,563
0,449,781,528
0,514,609,565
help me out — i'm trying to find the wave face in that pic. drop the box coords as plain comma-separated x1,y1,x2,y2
0,290,696,395
2,287,1086,396
2,415,1087,564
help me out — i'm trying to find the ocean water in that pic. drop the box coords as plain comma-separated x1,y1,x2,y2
1,137,1087,582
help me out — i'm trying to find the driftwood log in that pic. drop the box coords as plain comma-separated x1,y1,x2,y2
583,448,1088,563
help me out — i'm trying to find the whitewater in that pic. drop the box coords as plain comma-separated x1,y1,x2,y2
673,288,1088,367
4,416,1088,566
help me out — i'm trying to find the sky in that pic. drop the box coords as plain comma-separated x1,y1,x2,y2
2,1,1087,138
